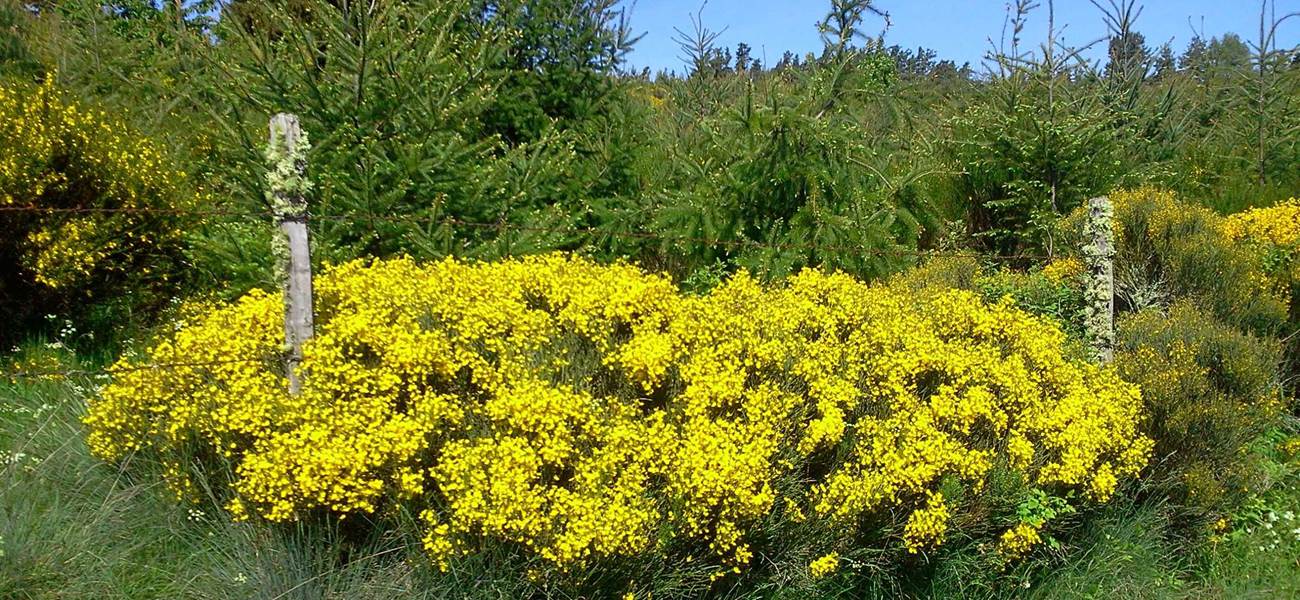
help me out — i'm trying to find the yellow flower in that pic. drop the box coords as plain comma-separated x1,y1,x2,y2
998,522,1042,558
903,492,951,553
1282,437,1300,461
1041,257,1083,283
1223,199,1300,247
809,552,839,578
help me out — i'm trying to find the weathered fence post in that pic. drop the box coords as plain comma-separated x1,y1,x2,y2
266,113,314,394
1084,195,1115,363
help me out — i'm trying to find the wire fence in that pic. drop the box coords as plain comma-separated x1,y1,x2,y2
4,358,268,382
0,203,1054,261
2,200,1064,382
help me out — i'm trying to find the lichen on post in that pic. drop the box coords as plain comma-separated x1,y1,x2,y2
266,113,314,394
1083,195,1115,363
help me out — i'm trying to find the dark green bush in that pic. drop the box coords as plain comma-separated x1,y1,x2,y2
1116,302,1284,524
975,269,1087,341
618,46,939,283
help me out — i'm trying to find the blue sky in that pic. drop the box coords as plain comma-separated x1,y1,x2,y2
622,1,1300,75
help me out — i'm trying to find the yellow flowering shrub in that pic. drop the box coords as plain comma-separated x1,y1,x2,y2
1116,302,1283,521
1223,199,1300,248
998,522,1042,558
809,552,839,578
902,492,952,553
0,76,192,340
1281,437,1300,463
1222,199,1300,318
1041,257,1084,284
86,254,1151,575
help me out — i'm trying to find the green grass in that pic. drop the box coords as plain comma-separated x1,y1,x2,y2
1025,502,1197,600
1193,434,1300,600
3,344,1298,599
0,346,463,600
1,356,207,598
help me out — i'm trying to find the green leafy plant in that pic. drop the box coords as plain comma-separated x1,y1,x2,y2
1015,489,1076,550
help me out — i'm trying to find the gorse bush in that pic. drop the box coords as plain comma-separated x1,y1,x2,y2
1221,198,1300,249
886,256,982,295
85,254,1152,588
0,76,192,344
1220,199,1300,400
1116,302,1283,524
1222,198,1300,319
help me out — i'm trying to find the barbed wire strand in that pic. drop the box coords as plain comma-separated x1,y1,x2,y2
3,201,1063,381
0,204,1054,260
3,358,269,381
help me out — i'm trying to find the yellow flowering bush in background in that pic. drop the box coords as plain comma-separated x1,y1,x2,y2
1222,199,1300,318
0,76,192,342
85,254,1152,576
1040,257,1084,284
1223,199,1300,248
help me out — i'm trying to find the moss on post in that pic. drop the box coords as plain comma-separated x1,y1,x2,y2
265,114,312,218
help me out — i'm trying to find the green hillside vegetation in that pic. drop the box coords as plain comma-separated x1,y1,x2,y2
1,0,1298,598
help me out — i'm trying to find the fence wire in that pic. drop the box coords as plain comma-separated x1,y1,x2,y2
0,204,1054,261
3,202,1062,381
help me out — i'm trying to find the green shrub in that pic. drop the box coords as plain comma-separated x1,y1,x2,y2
0,76,192,346
1116,302,1284,524
185,0,651,279
624,46,939,283
1199,430,1300,598
946,77,1122,256
890,256,1086,342
975,269,1087,342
